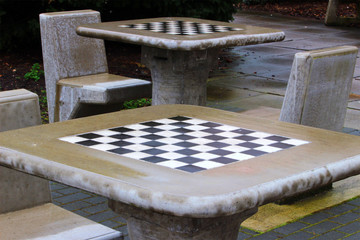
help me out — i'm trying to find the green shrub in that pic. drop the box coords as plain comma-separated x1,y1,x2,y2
24,63,44,82
123,98,152,109
0,0,240,51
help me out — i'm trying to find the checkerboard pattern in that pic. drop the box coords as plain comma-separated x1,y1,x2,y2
59,116,309,173
118,21,243,35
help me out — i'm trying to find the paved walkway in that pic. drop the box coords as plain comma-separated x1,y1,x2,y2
50,11,360,240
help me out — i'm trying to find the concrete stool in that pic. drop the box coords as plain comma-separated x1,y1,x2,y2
0,89,121,239
40,10,151,122
0,89,41,131
280,46,358,131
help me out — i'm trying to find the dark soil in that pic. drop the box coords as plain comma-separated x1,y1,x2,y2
0,1,358,122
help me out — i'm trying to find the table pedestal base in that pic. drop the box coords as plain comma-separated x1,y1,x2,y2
141,46,219,106
109,199,257,240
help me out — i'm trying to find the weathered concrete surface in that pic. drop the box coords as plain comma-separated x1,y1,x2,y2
279,46,358,131
0,89,41,132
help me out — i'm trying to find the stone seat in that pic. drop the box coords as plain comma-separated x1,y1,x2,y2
279,46,358,132
0,203,121,240
0,89,121,240
40,10,151,122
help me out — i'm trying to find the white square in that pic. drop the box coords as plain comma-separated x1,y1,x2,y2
247,132,274,138
89,144,119,151
59,136,87,143
225,153,253,161
157,160,188,169
282,139,309,146
185,131,211,138
126,124,149,130
184,119,208,125
193,160,224,169
187,138,214,145
254,146,282,153
123,144,152,152
157,152,185,160
153,118,178,124
154,130,181,138
214,125,239,132
92,136,120,144
222,145,249,153
93,129,118,136
157,145,183,152
125,137,150,144
190,145,216,152
217,131,242,138
157,137,183,145
184,125,209,131
122,152,152,159
125,130,149,137
192,152,219,160
218,138,245,145
250,139,277,146
154,124,178,131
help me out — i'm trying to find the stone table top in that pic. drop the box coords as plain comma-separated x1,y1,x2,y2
1,105,360,218
76,17,285,50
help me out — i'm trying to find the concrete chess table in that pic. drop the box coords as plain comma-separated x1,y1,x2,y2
1,105,360,239
76,17,285,105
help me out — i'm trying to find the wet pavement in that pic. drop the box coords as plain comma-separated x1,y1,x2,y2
51,11,360,239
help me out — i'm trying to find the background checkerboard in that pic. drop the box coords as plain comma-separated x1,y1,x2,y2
118,20,243,35
59,116,309,173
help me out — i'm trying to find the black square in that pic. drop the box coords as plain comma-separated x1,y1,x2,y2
77,140,100,146
111,141,133,147
142,128,164,134
172,128,193,134
108,148,133,155
200,122,222,128
204,135,226,141
142,156,168,163
209,149,233,156
269,142,293,149
142,134,163,140
142,148,167,156
109,127,133,133
78,133,102,139
140,121,163,127
174,135,196,141
175,157,203,164
169,116,191,121
176,165,204,173
174,142,198,148
111,134,133,140
231,129,255,134
175,149,201,156
242,149,267,157
266,136,289,141
239,142,262,149
211,157,238,164
235,135,257,141
206,142,230,148
142,141,166,147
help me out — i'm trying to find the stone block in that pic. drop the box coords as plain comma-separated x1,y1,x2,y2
0,89,41,132
280,46,358,131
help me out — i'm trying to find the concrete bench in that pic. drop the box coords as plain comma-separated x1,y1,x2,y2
280,46,358,132
40,10,152,123
0,89,121,239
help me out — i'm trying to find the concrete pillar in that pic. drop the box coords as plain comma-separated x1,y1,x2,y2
142,46,219,105
109,199,257,240
280,46,358,132
325,0,339,25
